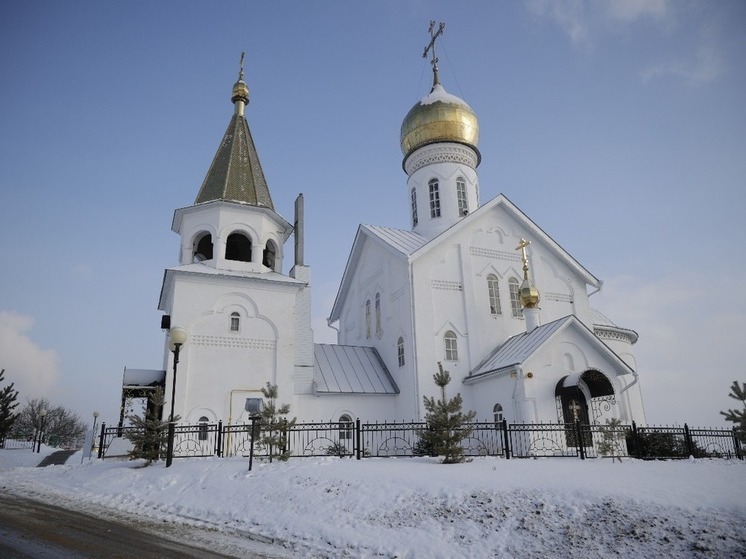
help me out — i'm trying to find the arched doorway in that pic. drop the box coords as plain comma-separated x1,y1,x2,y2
555,370,616,425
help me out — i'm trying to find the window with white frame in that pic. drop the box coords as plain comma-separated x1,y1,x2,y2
198,416,209,441
411,188,418,227
375,292,382,338
397,337,405,367
493,404,503,425
339,414,353,440
508,278,522,318
230,312,240,332
444,330,458,361
487,274,501,315
457,177,468,216
365,299,371,339
429,179,441,218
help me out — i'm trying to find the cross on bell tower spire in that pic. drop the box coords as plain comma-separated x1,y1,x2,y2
422,20,445,89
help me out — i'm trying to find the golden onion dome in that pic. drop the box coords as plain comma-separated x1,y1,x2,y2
519,279,540,309
400,83,479,162
231,78,249,105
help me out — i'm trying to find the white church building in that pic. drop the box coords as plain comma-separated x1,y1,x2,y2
124,38,646,431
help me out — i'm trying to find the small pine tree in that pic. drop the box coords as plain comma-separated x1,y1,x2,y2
0,369,20,443
419,363,477,464
720,381,746,444
596,417,625,462
125,388,173,465
258,382,296,461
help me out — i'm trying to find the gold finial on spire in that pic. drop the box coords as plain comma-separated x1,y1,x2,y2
231,51,250,113
422,21,445,89
516,238,540,308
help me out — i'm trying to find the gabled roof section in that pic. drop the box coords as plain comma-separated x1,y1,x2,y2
314,344,399,395
465,315,634,383
194,114,274,209
328,194,599,324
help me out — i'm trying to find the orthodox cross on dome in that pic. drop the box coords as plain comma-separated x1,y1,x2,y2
422,20,445,87
238,51,245,80
516,238,532,280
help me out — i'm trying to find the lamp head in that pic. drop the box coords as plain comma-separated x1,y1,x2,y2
168,326,188,352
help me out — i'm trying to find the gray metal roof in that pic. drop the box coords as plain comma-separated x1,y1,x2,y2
467,317,572,380
194,114,274,209
363,225,428,256
314,344,399,395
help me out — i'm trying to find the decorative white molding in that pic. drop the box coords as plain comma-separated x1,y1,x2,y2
545,292,573,303
191,335,276,351
593,326,637,345
405,143,478,175
431,279,463,291
470,246,521,262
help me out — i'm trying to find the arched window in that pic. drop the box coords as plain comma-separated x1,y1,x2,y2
508,278,522,318
225,232,252,262
230,312,240,332
444,331,458,361
411,188,418,227
487,274,501,315
365,299,371,339
428,178,441,218
493,404,503,425
338,414,353,440
457,177,468,216
397,337,405,367
194,232,213,262
198,416,209,441
263,240,277,270
375,292,382,338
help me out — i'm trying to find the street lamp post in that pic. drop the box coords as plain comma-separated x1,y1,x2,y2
165,326,187,467
36,409,48,453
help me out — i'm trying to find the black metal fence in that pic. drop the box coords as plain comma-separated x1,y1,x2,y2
97,419,743,462
0,437,36,450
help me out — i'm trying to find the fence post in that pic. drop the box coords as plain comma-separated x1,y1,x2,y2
355,418,361,460
683,423,693,457
97,423,106,459
732,427,742,460
575,420,586,460
501,419,511,460
631,421,641,459
216,420,223,458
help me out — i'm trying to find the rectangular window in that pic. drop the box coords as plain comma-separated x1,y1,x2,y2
411,188,418,226
457,179,468,216
429,180,441,218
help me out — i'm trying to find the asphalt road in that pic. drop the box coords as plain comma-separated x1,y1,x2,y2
0,493,281,558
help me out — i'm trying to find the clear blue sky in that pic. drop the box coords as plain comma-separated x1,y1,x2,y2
1,1,744,429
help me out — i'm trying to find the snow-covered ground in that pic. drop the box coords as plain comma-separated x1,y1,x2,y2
1,448,744,558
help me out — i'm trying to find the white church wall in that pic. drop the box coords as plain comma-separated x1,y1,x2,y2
163,273,302,426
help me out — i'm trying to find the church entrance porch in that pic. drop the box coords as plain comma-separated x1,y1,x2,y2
555,370,617,447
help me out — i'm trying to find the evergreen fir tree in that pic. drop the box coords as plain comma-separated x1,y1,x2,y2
0,369,20,444
125,388,173,465
258,382,296,461
419,363,477,464
596,417,625,462
720,381,746,444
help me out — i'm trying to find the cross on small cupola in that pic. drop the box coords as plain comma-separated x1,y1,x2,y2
515,238,540,309
423,20,445,88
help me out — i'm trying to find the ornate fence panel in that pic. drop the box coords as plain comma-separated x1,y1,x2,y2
171,422,221,459
507,423,581,458
689,427,741,459
360,421,426,457
287,421,355,457
221,423,256,458
461,422,505,457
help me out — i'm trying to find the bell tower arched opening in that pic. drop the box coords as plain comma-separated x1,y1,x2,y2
226,232,252,262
